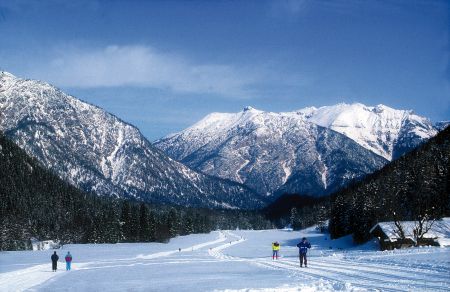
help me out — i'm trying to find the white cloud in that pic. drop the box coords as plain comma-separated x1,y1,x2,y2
34,45,262,98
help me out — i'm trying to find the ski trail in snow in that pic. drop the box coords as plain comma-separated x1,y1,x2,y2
266,257,448,291
136,230,227,259
208,231,247,260
0,231,227,291
255,261,404,292
0,262,88,292
263,259,449,292
210,232,450,292
0,264,51,292
311,257,448,279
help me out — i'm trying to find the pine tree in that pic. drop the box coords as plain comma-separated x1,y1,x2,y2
120,201,132,242
290,207,299,230
183,210,195,235
167,208,180,237
316,205,328,232
130,205,140,242
139,203,150,242
148,211,157,241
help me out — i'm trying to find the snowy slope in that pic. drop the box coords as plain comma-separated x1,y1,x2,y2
1,228,449,291
0,71,264,209
155,106,387,196
298,103,437,160
435,121,450,131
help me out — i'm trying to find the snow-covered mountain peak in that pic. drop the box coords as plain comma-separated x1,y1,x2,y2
373,103,391,113
243,105,257,112
0,71,16,78
167,107,309,144
297,103,436,160
371,103,413,115
296,106,317,117
0,71,19,92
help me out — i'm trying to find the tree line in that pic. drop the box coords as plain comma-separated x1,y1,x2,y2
264,193,330,232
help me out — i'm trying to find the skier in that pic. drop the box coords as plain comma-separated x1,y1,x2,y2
65,251,73,271
297,237,311,267
51,251,59,272
272,241,280,260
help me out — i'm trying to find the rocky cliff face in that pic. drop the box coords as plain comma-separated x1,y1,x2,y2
155,106,388,196
0,71,265,209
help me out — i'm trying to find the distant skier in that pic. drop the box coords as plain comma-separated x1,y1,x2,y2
272,241,280,260
297,237,311,267
51,251,59,272
65,251,73,271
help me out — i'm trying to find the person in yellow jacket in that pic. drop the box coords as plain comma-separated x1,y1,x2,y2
272,241,280,260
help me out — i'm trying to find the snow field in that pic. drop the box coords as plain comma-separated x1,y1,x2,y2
1,227,449,291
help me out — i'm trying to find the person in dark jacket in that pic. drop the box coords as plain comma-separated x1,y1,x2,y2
296,237,311,267
51,251,59,272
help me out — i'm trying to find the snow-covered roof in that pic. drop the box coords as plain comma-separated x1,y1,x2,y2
370,218,450,245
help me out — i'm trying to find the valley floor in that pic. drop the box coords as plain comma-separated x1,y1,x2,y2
1,227,449,291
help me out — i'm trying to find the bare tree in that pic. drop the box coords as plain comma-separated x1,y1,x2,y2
413,212,437,246
391,212,406,240
388,190,407,240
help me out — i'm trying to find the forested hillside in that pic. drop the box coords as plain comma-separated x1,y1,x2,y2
0,133,271,250
329,126,450,243
264,194,330,230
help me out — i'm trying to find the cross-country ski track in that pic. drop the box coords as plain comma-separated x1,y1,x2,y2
1,227,449,291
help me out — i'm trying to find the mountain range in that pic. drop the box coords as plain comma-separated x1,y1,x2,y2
155,104,439,196
0,71,264,209
1,71,443,208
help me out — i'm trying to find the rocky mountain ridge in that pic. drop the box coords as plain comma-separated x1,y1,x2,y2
155,106,390,196
0,71,265,209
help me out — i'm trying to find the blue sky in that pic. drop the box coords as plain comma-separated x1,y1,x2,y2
0,0,448,140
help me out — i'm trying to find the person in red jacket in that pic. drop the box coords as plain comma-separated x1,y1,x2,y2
65,251,73,271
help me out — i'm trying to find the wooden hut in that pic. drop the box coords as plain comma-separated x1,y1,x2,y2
369,218,450,250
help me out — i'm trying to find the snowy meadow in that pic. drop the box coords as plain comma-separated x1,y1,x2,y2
1,226,449,291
